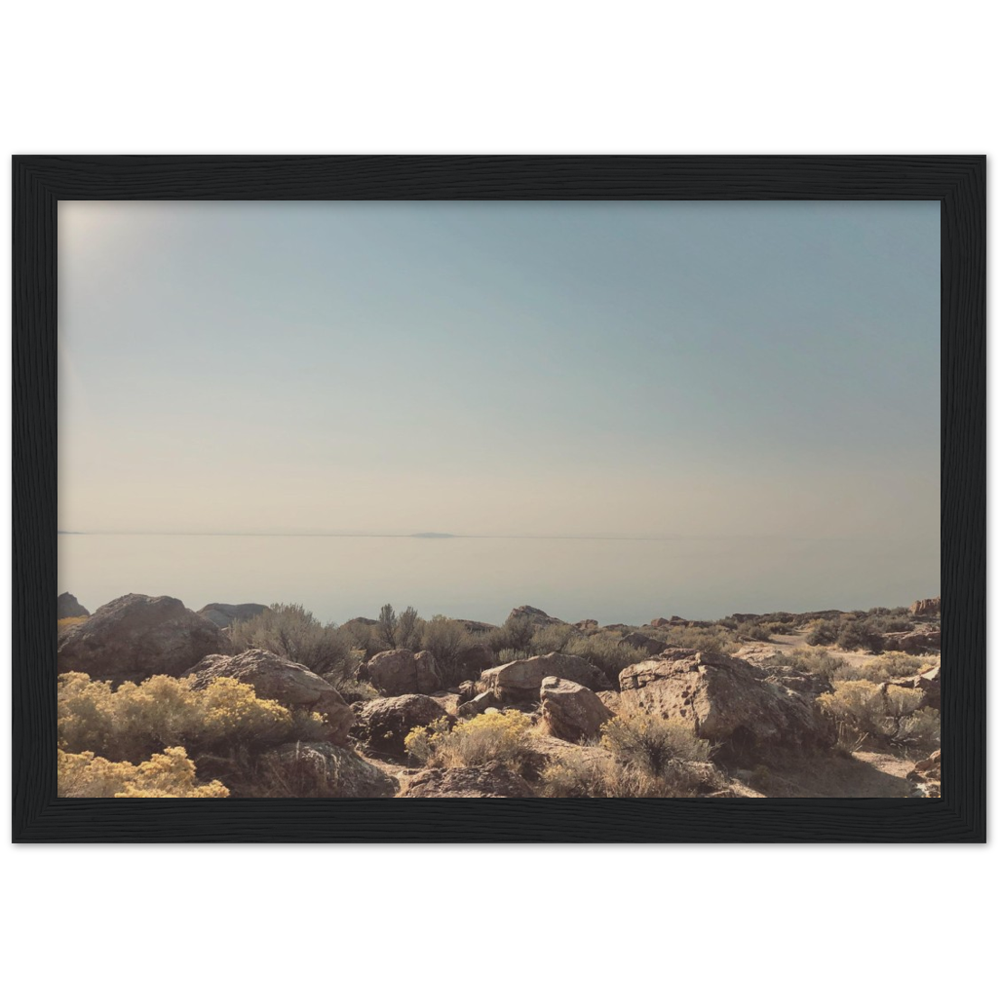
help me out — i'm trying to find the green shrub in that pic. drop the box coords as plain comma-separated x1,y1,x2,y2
419,615,474,685
404,710,533,773
836,620,884,653
374,602,423,650
337,619,387,659
831,653,928,684
865,652,931,678
229,603,354,681
816,679,939,749
660,625,737,655
539,749,718,798
896,708,942,746
601,712,711,778
867,614,911,635
530,623,576,655
58,672,324,763
806,621,840,646
58,746,229,798
495,647,532,664
376,603,398,648
734,622,775,642
563,634,648,684
396,606,422,650
768,647,847,680
540,713,716,797
484,614,538,655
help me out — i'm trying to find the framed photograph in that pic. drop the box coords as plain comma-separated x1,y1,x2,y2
12,155,984,842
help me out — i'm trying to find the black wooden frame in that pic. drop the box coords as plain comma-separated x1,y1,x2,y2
12,155,986,842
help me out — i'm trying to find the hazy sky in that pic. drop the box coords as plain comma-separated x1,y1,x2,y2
59,200,939,542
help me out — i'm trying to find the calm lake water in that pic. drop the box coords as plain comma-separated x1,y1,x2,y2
58,533,938,625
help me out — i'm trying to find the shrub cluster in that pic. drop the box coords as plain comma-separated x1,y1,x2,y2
58,746,229,798
816,679,939,749
404,710,534,774
229,603,355,682
58,672,324,764
483,613,538,657
540,713,716,797
420,615,475,684
562,634,648,683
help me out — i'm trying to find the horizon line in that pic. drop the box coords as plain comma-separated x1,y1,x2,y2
59,530,901,543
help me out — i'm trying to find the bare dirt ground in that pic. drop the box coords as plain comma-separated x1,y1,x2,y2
740,749,914,797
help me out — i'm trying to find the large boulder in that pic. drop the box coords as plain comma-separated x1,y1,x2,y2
882,628,941,653
540,676,613,742
915,664,942,711
619,632,668,656
735,645,833,698
353,694,450,756
618,649,834,758
910,597,941,618
253,742,398,797
890,663,941,711
507,605,567,629
57,593,226,683
402,761,533,798
455,619,497,635
197,602,268,628
455,643,494,679
457,689,501,719
184,648,354,746
57,592,89,618
481,652,611,702
361,648,441,695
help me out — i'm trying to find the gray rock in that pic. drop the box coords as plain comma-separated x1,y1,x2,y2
57,593,89,618
402,761,533,798
255,742,398,797
185,648,354,746
57,593,226,684
361,648,441,696
540,676,613,742
481,652,611,703
619,648,835,759
619,632,668,655
197,602,268,628
353,694,450,756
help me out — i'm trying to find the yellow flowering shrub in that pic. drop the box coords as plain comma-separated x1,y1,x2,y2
58,672,324,763
58,746,229,798
404,710,533,771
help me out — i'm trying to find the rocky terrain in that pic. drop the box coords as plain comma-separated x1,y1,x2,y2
56,593,941,799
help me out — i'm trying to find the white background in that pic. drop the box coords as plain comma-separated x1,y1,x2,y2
0,0,997,142
0,860,998,1000
2,3,995,997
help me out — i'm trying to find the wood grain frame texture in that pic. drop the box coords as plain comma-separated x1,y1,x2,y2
12,155,986,843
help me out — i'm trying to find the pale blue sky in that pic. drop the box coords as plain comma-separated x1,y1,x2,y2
59,200,939,544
